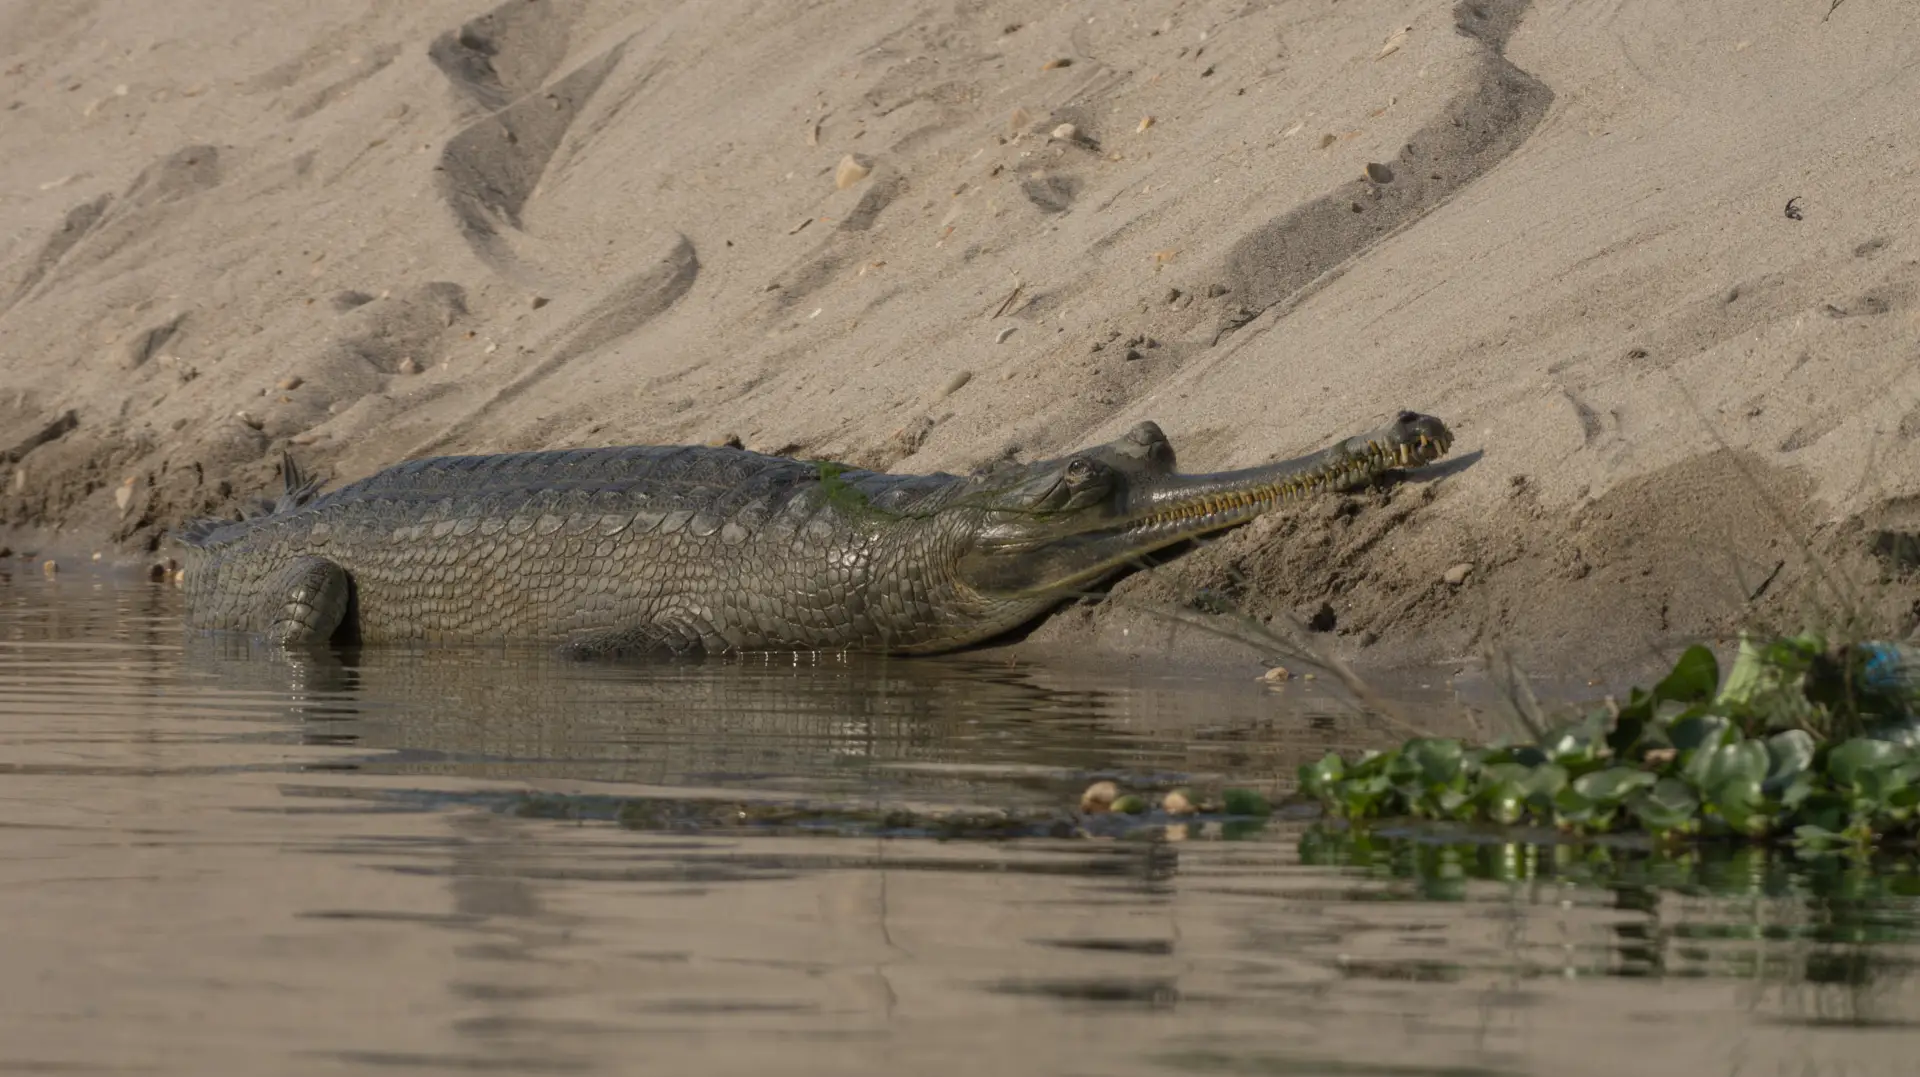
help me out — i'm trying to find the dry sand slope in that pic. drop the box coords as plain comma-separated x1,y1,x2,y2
1,0,1917,673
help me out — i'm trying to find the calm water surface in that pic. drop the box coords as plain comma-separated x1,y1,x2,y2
2,568,1918,1076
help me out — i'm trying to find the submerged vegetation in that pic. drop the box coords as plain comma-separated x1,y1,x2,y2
1300,635,1920,850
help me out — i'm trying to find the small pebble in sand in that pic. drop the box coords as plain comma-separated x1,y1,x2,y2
42,560,57,576
114,478,134,513
834,154,871,189
1364,162,1394,184
995,326,1017,344
1006,106,1031,136
1443,562,1475,586
530,295,550,310
396,357,422,375
1163,790,1197,815
1041,57,1073,70
941,370,973,396
1206,283,1230,297
1166,287,1183,305
1080,780,1119,813
1050,123,1078,143
276,374,304,391
234,411,263,430
1262,666,1292,682
1318,133,1338,149
1137,115,1155,133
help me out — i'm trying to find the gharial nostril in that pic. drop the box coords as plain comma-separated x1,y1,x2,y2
1397,409,1420,425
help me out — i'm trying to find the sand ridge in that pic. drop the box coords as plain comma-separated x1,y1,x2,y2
2,0,1917,672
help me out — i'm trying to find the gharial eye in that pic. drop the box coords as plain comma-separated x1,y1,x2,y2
1064,457,1097,485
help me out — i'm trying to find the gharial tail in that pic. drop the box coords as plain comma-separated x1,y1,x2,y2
174,451,327,547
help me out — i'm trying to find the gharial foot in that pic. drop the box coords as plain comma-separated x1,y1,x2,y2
260,556,351,645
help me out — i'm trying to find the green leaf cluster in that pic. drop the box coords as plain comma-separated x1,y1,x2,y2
1298,638,1920,849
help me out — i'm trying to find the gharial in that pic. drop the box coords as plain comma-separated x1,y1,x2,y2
176,410,1453,655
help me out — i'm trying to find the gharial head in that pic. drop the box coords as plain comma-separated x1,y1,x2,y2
950,410,1452,599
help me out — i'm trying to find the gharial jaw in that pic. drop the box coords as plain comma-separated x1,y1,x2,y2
954,410,1453,600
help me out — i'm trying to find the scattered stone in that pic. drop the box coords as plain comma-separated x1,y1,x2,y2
1041,57,1073,70
1006,106,1031,136
1137,115,1154,133
1153,248,1179,265
114,477,135,514
1262,666,1292,682
234,410,263,430
1124,348,1145,361
1165,287,1182,304
276,374,304,391
1443,562,1475,586
1163,789,1196,815
941,370,974,396
1318,133,1337,150
1049,122,1078,142
530,295,550,310
1080,780,1119,813
994,325,1017,344
1364,162,1395,183
91,552,101,562
1206,283,1230,297
834,154,871,189
42,559,57,576
396,356,422,375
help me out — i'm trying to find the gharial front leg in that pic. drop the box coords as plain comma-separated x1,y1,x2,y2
257,555,352,645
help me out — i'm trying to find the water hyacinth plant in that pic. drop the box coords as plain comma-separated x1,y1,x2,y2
1299,635,1920,850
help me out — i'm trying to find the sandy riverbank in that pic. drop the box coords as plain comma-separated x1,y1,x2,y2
3,0,1917,674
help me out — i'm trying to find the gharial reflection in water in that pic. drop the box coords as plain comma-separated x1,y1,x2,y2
1,567,1919,1076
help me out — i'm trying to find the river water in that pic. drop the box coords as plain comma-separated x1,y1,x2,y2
2,566,1917,1076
